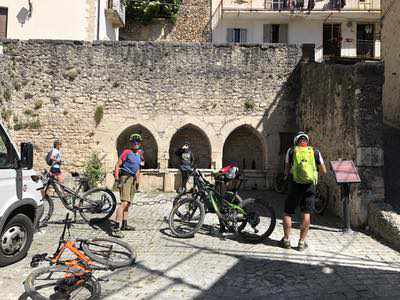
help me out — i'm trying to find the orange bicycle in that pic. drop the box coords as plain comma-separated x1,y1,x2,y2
24,214,135,299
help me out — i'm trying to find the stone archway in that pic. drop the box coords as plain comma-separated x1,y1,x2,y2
222,125,265,170
169,124,212,169
116,124,158,169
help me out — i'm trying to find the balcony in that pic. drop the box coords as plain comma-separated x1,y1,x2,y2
221,0,381,12
105,0,126,28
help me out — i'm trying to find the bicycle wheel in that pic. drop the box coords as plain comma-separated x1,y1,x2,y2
38,196,54,227
169,197,205,238
237,198,276,243
81,238,136,269
24,266,100,300
315,182,329,215
79,188,117,223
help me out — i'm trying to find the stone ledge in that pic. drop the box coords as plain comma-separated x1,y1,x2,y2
368,201,400,250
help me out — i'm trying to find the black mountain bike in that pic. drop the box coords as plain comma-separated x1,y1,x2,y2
39,171,117,227
169,168,276,243
24,213,135,299
273,174,330,215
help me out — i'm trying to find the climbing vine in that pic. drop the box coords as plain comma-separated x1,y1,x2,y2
123,0,182,24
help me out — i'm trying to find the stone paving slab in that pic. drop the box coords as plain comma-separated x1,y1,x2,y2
1,191,400,299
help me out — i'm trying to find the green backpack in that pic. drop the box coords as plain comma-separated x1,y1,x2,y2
291,146,318,184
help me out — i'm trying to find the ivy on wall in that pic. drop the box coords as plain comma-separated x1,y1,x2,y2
123,0,182,24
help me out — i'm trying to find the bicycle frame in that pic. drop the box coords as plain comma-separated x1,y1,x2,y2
192,169,246,221
42,174,98,211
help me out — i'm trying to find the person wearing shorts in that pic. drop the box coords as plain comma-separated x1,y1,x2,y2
113,138,141,237
280,131,326,251
49,140,64,184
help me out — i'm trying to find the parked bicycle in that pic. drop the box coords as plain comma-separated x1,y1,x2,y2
168,168,276,243
24,213,135,299
38,170,117,227
273,173,330,215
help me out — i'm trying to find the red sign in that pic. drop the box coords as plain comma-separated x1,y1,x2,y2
330,160,361,184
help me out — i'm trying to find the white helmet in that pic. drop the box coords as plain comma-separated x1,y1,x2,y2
293,131,309,145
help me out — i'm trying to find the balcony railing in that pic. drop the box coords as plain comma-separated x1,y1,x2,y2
222,0,381,12
106,0,126,28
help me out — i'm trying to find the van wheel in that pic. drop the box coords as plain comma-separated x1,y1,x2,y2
0,214,34,267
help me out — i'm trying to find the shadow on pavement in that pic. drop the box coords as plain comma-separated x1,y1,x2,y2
163,239,400,299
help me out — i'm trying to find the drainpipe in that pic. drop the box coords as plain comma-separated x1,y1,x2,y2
97,0,101,40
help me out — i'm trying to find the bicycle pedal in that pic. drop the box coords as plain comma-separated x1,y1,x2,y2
30,253,48,267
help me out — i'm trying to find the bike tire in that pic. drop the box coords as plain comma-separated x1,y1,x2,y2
24,266,101,300
81,237,136,269
79,188,117,223
274,174,288,194
38,196,54,227
237,198,276,243
315,182,329,215
169,197,205,238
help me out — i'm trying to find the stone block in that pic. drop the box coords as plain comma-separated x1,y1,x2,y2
356,147,384,167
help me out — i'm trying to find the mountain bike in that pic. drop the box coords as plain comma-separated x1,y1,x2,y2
168,168,276,243
172,168,244,214
24,213,135,300
38,171,117,227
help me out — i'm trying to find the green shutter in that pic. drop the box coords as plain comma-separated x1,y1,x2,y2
240,29,247,43
227,28,234,43
263,24,271,43
279,24,288,43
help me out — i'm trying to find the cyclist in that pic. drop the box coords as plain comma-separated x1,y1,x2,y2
280,131,326,251
47,140,64,184
113,135,142,237
130,133,145,192
175,142,194,193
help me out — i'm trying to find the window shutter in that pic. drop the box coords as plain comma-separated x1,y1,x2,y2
227,28,234,43
263,24,272,43
240,29,247,43
279,24,288,43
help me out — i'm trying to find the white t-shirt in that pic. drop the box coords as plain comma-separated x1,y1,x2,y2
51,148,62,169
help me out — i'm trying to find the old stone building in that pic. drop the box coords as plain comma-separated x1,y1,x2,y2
0,40,301,192
382,0,400,128
0,40,384,227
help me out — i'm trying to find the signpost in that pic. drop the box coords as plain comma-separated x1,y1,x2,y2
330,160,361,234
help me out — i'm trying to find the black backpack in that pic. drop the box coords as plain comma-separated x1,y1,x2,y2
45,150,53,166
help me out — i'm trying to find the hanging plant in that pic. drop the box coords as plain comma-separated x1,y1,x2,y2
123,0,182,25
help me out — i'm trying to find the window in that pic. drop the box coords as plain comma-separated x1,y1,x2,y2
227,28,247,43
0,7,7,38
263,24,288,43
323,24,342,59
357,23,375,58
0,128,13,168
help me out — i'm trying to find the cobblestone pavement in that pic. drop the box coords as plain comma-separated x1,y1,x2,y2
1,191,400,299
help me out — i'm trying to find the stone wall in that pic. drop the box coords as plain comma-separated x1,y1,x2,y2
0,40,301,191
298,62,385,227
120,0,211,42
382,0,400,128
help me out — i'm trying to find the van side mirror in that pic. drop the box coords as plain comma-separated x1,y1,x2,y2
20,142,33,169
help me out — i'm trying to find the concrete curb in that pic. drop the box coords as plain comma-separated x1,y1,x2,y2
368,201,400,250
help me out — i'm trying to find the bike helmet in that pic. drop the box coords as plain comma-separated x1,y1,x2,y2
293,131,309,145
53,140,62,148
129,133,142,142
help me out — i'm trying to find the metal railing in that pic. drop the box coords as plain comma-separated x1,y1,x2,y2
221,0,381,12
356,39,375,58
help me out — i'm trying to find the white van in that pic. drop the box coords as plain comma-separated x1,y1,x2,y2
0,121,43,266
